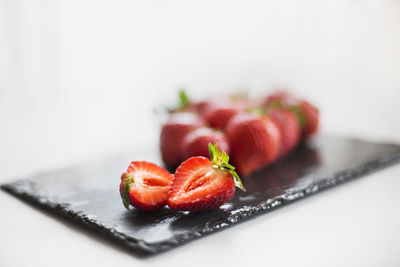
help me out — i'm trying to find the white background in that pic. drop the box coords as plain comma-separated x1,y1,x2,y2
1,0,400,266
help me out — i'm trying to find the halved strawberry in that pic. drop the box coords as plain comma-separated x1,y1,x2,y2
226,112,281,175
120,161,174,210
268,108,301,157
181,127,230,160
168,143,245,211
160,112,205,170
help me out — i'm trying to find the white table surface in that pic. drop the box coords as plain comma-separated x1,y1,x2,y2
1,0,400,266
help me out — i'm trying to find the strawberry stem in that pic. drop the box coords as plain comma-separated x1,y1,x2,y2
208,143,246,192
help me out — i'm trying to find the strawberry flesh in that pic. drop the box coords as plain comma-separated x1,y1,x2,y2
168,157,235,211
120,161,174,210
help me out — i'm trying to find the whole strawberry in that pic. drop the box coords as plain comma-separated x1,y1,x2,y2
297,100,319,138
160,112,205,170
202,95,249,130
263,91,297,107
169,90,212,115
268,108,301,157
120,161,174,210
226,112,282,175
264,91,319,139
168,143,245,211
203,103,241,130
181,127,230,160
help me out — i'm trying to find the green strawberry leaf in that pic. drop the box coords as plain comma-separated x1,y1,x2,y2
179,89,190,109
208,142,246,192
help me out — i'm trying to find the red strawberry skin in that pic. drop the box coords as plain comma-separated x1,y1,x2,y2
120,161,174,210
268,109,300,157
298,101,319,138
226,113,281,175
181,127,230,160
160,112,205,169
264,91,298,107
168,157,235,211
203,103,241,130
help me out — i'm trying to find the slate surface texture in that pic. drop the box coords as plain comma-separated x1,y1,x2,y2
2,136,400,256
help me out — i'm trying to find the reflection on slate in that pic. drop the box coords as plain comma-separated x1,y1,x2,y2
2,136,400,255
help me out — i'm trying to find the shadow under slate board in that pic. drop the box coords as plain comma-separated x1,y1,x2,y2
2,136,400,256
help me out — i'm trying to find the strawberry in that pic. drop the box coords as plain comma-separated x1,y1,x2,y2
160,112,205,170
297,100,319,138
201,93,250,130
203,103,242,130
168,143,245,211
264,91,319,139
263,91,297,107
168,90,212,115
181,127,230,160
120,161,174,210
226,112,281,175
268,108,301,157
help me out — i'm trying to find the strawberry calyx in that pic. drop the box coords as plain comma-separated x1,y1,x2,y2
168,89,191,113
179,89,190,109
122,173,135,210
208,143,246,192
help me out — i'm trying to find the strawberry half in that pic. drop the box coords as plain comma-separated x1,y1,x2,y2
168,143,245,211
226,112,282,175
120,161,174,210
160,112,205,170
181,127,230,160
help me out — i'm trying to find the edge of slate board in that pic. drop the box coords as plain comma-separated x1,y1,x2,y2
2,142,400,256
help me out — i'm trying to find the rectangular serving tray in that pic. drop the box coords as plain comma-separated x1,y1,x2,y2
2,136,400,256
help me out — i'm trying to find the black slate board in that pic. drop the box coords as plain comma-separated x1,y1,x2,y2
2,136,400,256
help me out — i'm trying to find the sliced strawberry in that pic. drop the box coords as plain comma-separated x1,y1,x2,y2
168,143,245,211
160,112,205,170
268,109,301,157
120,161,174,210
226,112,281,175
181,127,230,160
